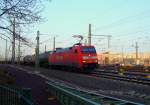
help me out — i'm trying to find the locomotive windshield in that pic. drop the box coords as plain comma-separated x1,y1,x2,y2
81,47,96,53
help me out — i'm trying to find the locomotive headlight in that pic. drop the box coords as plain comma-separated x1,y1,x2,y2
82,60,86,63
94,60,98,62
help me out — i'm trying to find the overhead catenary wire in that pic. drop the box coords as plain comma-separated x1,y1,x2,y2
93,9,150,32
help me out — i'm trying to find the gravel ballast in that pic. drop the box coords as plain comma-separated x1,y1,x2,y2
7,65,150,104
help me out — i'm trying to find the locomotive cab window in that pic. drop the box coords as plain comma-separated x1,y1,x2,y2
81,47,96,53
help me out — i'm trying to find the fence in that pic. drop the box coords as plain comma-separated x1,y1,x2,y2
46,81,144,105
0,85,34,105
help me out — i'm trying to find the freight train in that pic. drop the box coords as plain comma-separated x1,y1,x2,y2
23,43,98,72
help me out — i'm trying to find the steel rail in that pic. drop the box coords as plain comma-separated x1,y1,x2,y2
91,70,150,86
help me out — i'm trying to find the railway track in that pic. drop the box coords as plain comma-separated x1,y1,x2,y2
7,63,150,86
6,64,150,104
18,64,150,86
91,69,150,86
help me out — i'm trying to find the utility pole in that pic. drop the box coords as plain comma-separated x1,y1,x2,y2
35,31,40,69
107,35,111,51
45,45,46,53
135,42,139,65
5,39,7,64
121,45,124,65
84,39,87,45
53,36,55,51
107,35,111,65
12,17,15,64
88,24,91,46
0,36,7,64
18,33,20,65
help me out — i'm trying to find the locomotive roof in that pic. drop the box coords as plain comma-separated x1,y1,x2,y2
55,44,95,53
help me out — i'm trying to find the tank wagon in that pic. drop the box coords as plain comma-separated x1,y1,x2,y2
48,43,98,72
23,55,35,65
23,51,52,66
39,51,52,67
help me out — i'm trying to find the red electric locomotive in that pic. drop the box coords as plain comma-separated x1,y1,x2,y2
48,43,98,72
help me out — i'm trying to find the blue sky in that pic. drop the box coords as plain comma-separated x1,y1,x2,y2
1,0,150,58
32,0,150,54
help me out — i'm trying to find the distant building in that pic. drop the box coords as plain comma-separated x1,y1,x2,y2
97,52,150,66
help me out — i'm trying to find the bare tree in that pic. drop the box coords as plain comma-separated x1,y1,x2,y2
0,0,50,63
0,0,48,38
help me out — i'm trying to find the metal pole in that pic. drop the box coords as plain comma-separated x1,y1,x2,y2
107,36,111,65
53,36,55,51
12,17,15,64
5,39,7,64
84,39,87,45
108,36,111,50
18,34,20,65
35,30,39,68
135,42,139,65
45,45,46,53
0,36,7,63
88,24,91,46
121,45,124,65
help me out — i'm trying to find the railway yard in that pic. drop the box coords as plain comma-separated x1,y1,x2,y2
0,43,150,104
1,0,150,105
0,64,150,105
1,41,150,105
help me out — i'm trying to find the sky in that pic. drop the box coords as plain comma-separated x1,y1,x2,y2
1,0,150,58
